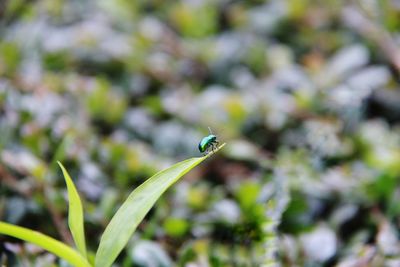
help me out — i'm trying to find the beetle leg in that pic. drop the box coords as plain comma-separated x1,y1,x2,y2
212,143,217,153
213,141,219,152
205,146,210,155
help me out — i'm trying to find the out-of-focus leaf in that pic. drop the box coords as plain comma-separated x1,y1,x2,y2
130,240,172,267
163,217,189,237
0,42,21,75
169,2,217,38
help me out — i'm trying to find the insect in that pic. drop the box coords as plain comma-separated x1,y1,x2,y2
198,127,219,154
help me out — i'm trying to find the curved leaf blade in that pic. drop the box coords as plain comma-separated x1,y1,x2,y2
57,161,87,258
95,144,225,267
0,221,91,267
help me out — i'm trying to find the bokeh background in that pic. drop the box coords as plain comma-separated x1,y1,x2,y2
1,0,400,266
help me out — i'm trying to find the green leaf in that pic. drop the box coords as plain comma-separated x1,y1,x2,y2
0,221,91,267
95,144,225,267
57,161,87,259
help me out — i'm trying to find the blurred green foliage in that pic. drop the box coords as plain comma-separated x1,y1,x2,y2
1,0,400,266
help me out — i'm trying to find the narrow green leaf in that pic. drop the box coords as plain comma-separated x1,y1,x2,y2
0,221,92,267
95,144,225,267
57,161,87,259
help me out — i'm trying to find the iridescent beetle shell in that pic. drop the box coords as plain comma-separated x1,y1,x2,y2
198,134,218,153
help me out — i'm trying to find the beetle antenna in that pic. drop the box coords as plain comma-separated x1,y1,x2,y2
208,127,213,134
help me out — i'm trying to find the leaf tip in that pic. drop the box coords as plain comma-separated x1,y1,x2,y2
57,161,68,176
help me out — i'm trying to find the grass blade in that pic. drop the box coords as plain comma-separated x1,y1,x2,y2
57,161,87,258
0,221,91,267
95,144,225,267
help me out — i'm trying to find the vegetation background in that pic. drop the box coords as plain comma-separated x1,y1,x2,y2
1,0,400,266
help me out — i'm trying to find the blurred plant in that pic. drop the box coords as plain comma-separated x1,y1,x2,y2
0,144,225,267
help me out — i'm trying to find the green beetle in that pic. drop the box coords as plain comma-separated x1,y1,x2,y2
198,127,219,154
